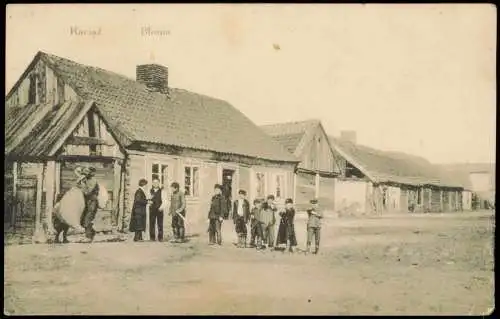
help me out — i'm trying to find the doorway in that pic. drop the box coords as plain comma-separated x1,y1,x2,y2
222,169,235,219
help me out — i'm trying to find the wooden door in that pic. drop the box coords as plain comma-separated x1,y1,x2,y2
8,176,37,244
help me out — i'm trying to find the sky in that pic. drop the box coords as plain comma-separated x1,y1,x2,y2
5,4,497,164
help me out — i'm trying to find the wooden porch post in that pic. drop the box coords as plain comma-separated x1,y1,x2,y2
144,156,150,241
33,170,45,243
428,188,432,212
439,190,443,212
12,162,18,198
293,172,297,204
44,161,56,235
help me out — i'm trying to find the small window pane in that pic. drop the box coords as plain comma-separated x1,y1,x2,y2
152,164,159,174
185,167,191,196
161,165,168,187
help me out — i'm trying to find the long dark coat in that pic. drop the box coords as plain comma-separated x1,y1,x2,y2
129,188,148,232
276,208,297,246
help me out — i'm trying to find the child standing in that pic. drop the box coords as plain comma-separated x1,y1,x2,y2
249,199,265,249
261,195,277,249
276,198,298,252
232,189,250,248
306,198,323,254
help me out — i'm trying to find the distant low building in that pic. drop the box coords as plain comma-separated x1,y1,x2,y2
328,134,469,215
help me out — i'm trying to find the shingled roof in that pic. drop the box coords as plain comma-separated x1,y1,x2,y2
6,51,298,163
329,137,465,188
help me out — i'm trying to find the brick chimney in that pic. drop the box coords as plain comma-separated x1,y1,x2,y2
340,130,357,144
136,64,169,95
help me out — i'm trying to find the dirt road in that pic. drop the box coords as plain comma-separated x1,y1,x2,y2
4,211,495,315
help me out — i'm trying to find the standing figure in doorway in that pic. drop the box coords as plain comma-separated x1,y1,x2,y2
169,182,187,243
232,189,250,248
129,179,151,242
149,178,167,242
208,184,226,245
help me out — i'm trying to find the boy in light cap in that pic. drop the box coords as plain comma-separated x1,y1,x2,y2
306,198,323,254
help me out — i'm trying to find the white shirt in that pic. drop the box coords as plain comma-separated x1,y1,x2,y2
237,199,244,217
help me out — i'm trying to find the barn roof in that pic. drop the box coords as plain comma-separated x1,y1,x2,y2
260,119,341,174
6,51,298,163
329,137,466,189
260,119,320,156
5,100,93,158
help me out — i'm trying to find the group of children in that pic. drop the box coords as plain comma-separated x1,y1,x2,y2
229,188,323,254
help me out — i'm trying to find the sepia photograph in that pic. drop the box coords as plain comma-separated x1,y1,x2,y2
4,3,495,315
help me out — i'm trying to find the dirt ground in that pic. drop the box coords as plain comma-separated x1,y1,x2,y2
4,210,495,315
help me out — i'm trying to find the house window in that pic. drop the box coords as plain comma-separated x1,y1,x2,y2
184,166,200,197
255,172,266,198
274,174,285,199
152,163,169,188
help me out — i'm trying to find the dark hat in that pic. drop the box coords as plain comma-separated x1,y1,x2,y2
238,189,247,195
285,198,293,204
170,182,180,190
310,198,318,204
267,194,275,200
139,179,148,187
253,198,261,204
214,184,223,190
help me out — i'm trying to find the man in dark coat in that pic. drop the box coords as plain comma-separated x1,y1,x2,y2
149,178,167,242
129,179,150,242
208,184,226,245
78,166,100,242
169,182,186,243
232,189,250,248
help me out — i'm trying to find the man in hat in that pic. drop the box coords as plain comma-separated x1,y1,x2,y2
208,184,227,245
77,166,100,242
169,182,186,243
306,198,323,254
232,189,250,248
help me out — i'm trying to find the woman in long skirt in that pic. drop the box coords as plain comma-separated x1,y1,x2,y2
129,179,150,241
275,198,297,252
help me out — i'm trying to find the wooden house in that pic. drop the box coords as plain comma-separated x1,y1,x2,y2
5,51,299,243
328,133,467,215
260,120,340,210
